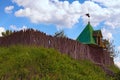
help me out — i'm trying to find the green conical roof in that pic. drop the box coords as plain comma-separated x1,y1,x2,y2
76,23,96,44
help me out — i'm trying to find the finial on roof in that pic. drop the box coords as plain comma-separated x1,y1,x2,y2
85,13,90,24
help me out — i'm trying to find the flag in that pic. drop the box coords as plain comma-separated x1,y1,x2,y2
85,13,90,17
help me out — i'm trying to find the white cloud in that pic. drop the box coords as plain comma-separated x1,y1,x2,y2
114,46,120,69
117,46,120,51
0,27,5,36
20,26,27,30
81,1,110,26
5,6,14,13
115,62,120,69
92,0,120,8
10,25,27,31
101,28,113,40
12,0,120,30
92,0,120,28
13,0,82,28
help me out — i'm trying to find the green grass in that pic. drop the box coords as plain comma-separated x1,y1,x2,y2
0,45,119,80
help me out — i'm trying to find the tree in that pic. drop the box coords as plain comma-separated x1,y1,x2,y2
2,30,12,37
54,30,67,38
103,39,115,57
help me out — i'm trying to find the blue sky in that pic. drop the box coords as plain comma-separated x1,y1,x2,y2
0,0,120,67
0,0,87,38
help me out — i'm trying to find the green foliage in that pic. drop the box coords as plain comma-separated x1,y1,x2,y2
108,65,120,73
0,45,118,80
114,71,120,80
103,39,116,57
1,30,12,37
54,30,67,38
107,65,120,80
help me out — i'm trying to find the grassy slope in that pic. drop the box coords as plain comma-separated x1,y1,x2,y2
0,46,119,80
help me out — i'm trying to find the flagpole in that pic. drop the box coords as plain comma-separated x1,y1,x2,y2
87,0,91,24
